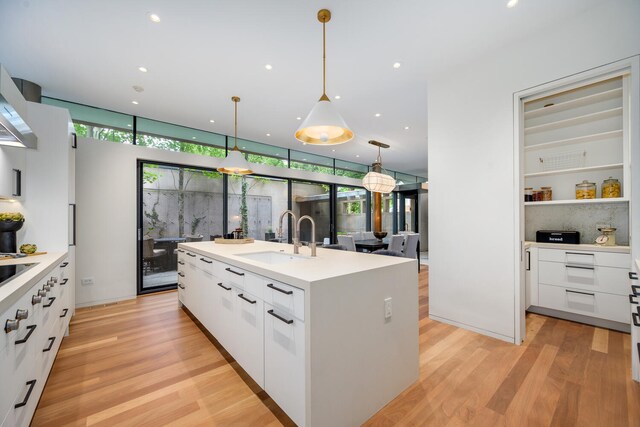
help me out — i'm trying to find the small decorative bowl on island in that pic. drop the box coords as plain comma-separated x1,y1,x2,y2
19,243,37,254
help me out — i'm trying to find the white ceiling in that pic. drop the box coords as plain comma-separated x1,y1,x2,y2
0,0,607,177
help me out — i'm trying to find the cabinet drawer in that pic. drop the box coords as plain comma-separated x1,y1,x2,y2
264,280,304,321
538,248,629,268
538,261,629,295
196,255,216,275
538,283,629,323
233,288,264,388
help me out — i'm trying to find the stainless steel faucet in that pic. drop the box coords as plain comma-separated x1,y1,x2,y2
278,210,299,252
296,215,317,257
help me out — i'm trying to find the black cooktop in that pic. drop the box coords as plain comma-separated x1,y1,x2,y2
0,263,36,288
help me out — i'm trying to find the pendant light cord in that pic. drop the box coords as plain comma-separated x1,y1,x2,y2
234,100,238,149
322,20,326,97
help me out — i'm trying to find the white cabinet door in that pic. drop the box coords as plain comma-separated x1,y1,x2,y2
232,288,264,388
211,279,235,356
197,268,218,333
525,247,538,308
0,146,25,199
264,303,305,427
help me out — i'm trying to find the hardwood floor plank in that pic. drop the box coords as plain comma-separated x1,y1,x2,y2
33,267,640,426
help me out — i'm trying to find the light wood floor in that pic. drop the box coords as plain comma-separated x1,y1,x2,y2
33,267,640,426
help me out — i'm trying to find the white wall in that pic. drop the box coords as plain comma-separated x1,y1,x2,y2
76,138,365,306
428,0,640,342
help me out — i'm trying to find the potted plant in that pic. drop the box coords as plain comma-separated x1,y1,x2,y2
0,212,25,253
264,227,276,241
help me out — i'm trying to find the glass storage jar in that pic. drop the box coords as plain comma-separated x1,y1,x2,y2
524,187,533,202
601,177,621,198
533,190,542,202
575,180,596,199
541,186,552,201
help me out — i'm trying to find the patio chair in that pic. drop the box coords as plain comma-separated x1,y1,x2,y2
185,234,203,242
337,235,356,252
142,236,167,275
361,231,375,240
371,249,404,257
323,244,347,250
388,234,405,253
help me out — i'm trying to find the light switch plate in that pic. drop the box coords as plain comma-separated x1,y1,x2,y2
384,297,392,319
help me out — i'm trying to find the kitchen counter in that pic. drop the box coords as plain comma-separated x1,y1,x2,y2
0,252,67,314
180,240,415,290
525,241,630,253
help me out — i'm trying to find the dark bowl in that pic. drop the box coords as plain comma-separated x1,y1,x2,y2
0,220,25,232
373,231,387,240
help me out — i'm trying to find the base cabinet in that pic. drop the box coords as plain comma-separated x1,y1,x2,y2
264,303,305,426
233,289,264,389
0,255,73,427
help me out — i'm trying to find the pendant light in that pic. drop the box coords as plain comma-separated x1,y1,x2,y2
218,96,253,175
295,9,353,145
362,140,396,194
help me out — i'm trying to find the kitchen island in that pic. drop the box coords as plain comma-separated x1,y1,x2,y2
177,240,419,427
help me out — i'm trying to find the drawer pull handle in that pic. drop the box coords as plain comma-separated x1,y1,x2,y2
178,249,185,253
186,252,196,257
633,313,640,327
632,285,640,297
217,282,231,291
32,295,42,305
15,309,28,320
630,295,639,305
200,258,213,264
60,308,69,318
4,319,19,333
525,251,530,271
267,283,293,295
60,262,69,268
565,252,594,256
178,272,185,277
15,380,36,408
178,284,185,289
43,336,56,352
43,297,56,308
630,272,638,280
565,264,594,271
268,309,293,324
178,261,185,265
226,267,244,276
60,278,69,285
565,289,595,297
16,324,36,344
238,293,256,304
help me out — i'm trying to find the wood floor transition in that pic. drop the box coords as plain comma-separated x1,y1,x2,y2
32,267,640,426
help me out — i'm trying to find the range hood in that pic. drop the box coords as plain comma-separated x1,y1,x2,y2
0,65,37,149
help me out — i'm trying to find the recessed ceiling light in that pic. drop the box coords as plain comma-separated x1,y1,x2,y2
393,62,401,69
149,13,161,23
131,101,139,105
266,133,271,137
356,154,360,158
265,64,273,70
242,146,246,149
192,137,197,140
506,0,518,8
209,119,215,123
127,124,132,127
138,66,148,73
375,113,381,117
296,117,302,120
404,126,410,130
332,149,335,152
303,142,307,145
302,158,307,161
334,95,341,100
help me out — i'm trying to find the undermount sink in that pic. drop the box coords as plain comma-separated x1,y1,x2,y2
236,251,310,265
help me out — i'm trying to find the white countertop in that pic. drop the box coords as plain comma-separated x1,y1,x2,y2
0,252,67,314
525,241,630,254
179,240,415,290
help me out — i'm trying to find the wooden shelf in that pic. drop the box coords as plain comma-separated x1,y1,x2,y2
524,130,622,152
524,88,622,118
524,198,628,206
524,107,622,134
524,163,623,178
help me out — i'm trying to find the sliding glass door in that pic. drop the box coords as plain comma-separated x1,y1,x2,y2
137,161,223,294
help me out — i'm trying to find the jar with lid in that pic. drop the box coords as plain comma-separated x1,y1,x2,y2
533,190,542,202
601,177,621,198
524,187,533,202
575,180,596,199
541,186,552,201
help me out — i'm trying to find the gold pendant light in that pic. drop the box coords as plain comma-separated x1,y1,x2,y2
218,96,253,175
295,9,353,145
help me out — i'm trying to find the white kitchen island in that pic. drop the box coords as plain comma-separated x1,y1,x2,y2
177,240,419,427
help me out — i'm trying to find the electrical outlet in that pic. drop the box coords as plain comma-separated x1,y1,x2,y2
596,223,610,231
384,297,392,319
81,277,94,285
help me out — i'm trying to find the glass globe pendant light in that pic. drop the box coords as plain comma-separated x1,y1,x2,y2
362,140,396,194
295,9,353,145
218,96,253,175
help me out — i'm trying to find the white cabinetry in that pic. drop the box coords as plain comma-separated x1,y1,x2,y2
529,246,630,328
0,146,24,200
0,256,73,427
525,246,538,308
